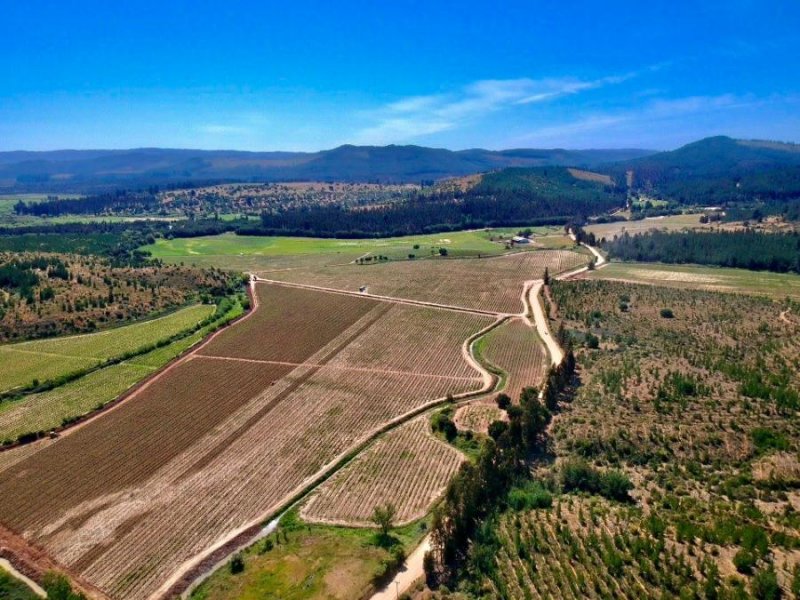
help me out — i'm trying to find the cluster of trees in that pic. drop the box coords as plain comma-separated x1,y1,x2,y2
0,222,163,266
426,351,577,587
603,230,800,273
0,256,71,300
560,458,633,502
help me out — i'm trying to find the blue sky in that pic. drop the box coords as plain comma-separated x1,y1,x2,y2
1,0,799,151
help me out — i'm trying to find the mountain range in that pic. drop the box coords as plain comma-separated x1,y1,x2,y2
0,145,654,191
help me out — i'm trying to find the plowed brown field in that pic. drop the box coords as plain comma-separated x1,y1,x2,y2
265,250,588,314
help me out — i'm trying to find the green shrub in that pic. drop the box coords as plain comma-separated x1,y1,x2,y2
750,567,780,600
229,553,245,574
733,548,756,575
495,393,511,410
561,459,633,502
507,481,553,510
42,572,86,600
660,308,675,318
751,428,789,453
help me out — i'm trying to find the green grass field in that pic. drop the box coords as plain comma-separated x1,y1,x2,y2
191,510,427,600
145,227,569,263
0,303,214,394
590,261,800,299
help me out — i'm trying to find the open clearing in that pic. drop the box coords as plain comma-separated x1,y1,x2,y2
188,511,427,600
144,228,569,264
300,417,465,526
0,283,490,600
0,303,213,394
585,213,715,239
587,261,800,299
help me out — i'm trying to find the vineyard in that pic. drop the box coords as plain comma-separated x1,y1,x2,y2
301,417,465,526
266,249,588,314
0,303,213,394
0,282,491,599
481,317,548,401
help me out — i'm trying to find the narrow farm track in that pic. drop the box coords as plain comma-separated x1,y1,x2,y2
194,354,481,382
255,275,506,317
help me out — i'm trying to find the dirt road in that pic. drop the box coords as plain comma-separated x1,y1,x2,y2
526,280,563,366
0,558,46,598
369,535,431,600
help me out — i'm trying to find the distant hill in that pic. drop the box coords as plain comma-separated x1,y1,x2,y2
0,145,654,192
616,136,800,204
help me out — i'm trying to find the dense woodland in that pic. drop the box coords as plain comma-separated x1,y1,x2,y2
14,190,160,216
603,230,800,273
11,167,626,237
613,137,800,209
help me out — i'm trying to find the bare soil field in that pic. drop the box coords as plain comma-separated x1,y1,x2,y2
266,250,588,314
300,417,465,526
0,282,490,600
453,401,506,434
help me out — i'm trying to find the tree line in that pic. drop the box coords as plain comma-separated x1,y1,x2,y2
425,350,578,588
602,229,800,273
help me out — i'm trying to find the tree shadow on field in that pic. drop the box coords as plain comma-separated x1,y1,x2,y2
371,531,401,549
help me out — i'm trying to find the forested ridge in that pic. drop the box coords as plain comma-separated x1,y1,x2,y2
252,167,624,236
603,229,800,273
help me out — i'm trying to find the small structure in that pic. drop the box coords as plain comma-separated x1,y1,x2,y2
511,236,531,244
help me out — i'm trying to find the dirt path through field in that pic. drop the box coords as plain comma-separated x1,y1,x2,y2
526,280,563,366
195,354,481,382
254,276,507,317
369,535,431,600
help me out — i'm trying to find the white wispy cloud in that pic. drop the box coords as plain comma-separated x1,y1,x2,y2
353,72,637,144
508,93,791,148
